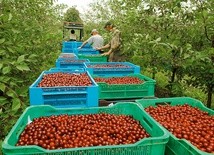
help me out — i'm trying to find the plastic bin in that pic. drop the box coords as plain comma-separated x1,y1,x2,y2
62,48,75,53
29,70,98,108
2,102,169,155
78,54,107,62
93,73,155,99
75,41,91,48
135,97,214,155
85,62,141,76
48,68,85,72
62,41,91,49
62,41,74,48
73,48,100,55
58,53,78,60
55,58,89,68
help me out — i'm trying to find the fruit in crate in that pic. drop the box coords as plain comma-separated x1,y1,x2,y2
88,64,130,68
145,104,214,153
37,72,92,87
94,76,144,84
16,113,150,150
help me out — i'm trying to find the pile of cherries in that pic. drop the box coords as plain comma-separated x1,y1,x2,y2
94,76,144,85
87,64,130,68
16,113,150,150
145,104,214,153
59,53,76,58
63,59,87,63
37,73,92,87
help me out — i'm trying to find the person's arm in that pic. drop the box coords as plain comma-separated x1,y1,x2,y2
101,30,120,56
96,43,110,51
79,41,88,49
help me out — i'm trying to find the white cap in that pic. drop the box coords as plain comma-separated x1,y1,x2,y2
91,29,98,34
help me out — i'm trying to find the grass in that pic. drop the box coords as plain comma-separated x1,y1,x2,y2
141,70,213,109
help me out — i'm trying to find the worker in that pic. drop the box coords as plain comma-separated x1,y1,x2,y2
78,29,104,50
96,22,124,62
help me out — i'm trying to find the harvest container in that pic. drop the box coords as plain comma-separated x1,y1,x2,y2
29,70,98,108
62,41,91,49
135,97,214,155
78,54,107,62
48,68,85,72
61,48,75,53
55,58,89,68
93,73,155,99
73,48,100,55
58,53,78,60
2,102,169,155
85,62,140,76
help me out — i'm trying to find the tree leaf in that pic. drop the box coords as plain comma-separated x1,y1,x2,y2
12,28,20,34
17,55,25,63
16,64,30,71
12,98,21,111
0,83,6,92
8,13,13,21
2,66,11,74
0,63,3,69
0,38,5,44
7,47,15,53
0,96,7,101
6,90,16,98
155,37,161,42
0,49,6,55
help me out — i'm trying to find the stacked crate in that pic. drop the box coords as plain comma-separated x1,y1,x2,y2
2,37,213,155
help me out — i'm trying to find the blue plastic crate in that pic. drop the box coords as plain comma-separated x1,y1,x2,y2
75,42,91,48
48,68,85,72
29,70,98,108
58,53,78,60
62,41,74,48
55,58,89,68
85,62,141,76
73,48,100,55
62,48,76,53
62,41,91,49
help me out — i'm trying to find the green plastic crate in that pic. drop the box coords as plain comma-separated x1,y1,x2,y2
93,74,156,99
78,54,107,62
2,103,169,155
135,97,214,155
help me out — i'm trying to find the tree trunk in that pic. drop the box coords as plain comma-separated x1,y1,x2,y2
207,84,213,108
170,67,177,83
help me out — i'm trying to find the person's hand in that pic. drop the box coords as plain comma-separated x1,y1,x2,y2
101,52,110,56
78,47,81,49
96,47,102,51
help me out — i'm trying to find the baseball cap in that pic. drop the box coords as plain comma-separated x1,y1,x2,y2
91,29,98,34
104,21,112,28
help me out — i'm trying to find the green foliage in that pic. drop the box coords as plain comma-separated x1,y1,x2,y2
0,0,62,149
86,0,213,106
64,7,83,23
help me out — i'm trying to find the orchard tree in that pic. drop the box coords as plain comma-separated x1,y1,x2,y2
0,0,62,148
64,7,82,23
86,0,213,105
184,0,214,107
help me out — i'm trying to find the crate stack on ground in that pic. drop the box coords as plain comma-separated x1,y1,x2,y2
29,69,98,108
2,40,213,155
84,62,156,101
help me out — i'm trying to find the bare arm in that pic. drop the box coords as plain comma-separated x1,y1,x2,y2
79,41,88,48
